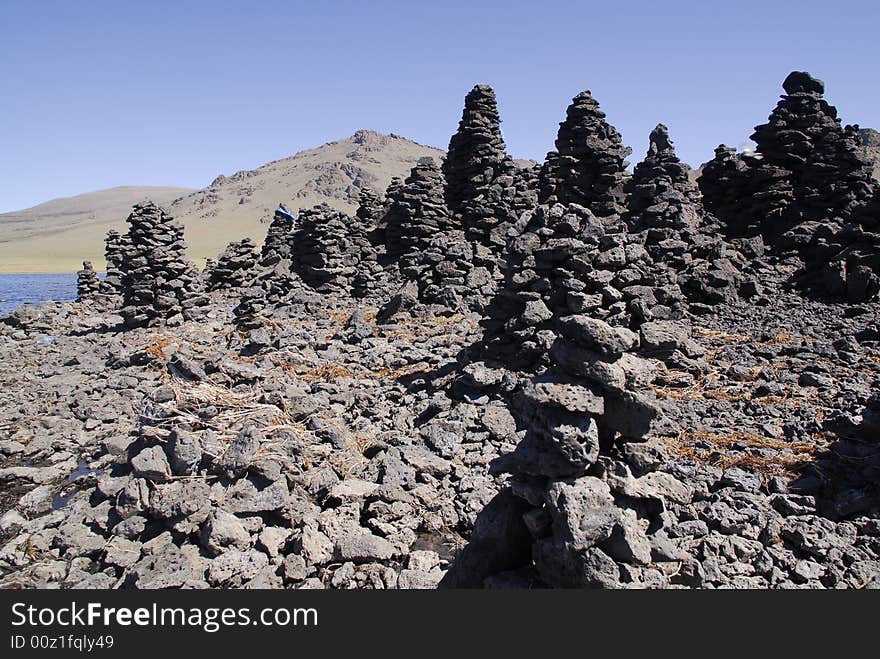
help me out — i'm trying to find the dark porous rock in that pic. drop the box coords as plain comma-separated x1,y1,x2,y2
208,238,259,291
102,229,128,293
626,124,749,306
539,89,631,219
292,203,388,299
76,261,103,303
477,201,688,371
118,201,209,328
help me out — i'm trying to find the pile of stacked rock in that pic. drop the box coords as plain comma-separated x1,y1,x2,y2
625,124,753,305
794,123,875,230
442,85,538,285
380,85,542,319
261,205,297,262
813,194,880,302
700,72,876,251
382,177,404,212
383,158,451,264
118,202,209,328
538,90,631,220
207,238,259,292
233,206,307,337
102,229,127,294
76,261,102,302
291,203,386,299
478,202,687,372
232,286,270,336
807,139,880,302
697,145,766,237
443,313,691,588
355,188,385,229
443,85,513,227
377,157,503,317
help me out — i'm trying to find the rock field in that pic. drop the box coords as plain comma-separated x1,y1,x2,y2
1,71,879,589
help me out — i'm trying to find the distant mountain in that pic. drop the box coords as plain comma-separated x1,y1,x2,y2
170,130,443,268
0,130,443,273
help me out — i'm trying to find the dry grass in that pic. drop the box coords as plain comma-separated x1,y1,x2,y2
279,361,430,383
325,307,379,325
652,361,821,410
663,429,828,476
144,335,176,362
383,313,478,342
693,327,750,343
140,378,305,463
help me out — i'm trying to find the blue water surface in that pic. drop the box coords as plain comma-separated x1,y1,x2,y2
0,273,77,316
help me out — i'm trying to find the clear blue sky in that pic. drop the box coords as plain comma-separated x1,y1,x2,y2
1,0,878,212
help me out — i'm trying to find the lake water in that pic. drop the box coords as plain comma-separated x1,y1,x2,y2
0,273,78,316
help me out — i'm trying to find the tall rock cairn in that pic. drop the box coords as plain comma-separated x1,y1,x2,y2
383,160,448,262
207,238,258,291
234,204,311,333
76,261,102,302
355,187,385,227
261,205,297,262
119,202,208,328
749,71,849,248
388,158,456,273
697,145,763,237
102,229,127,294
701,71,876,253
813,172,880,302
443,311,690,588
797,122,876,227
626,125,749,305
478,202,685,372
291,203,385,298
539,90,632,219
443,84,511,218
442,85,532,279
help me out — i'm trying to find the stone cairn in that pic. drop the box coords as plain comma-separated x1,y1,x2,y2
697,145,765,237
291,203,385,299
118,202,209,328
207,238,259,292
102,229,127,294
700,72,876,251
261,205,297,262
443,84,512,224
378,157,499,318
443,308,691,587
477,202,687,372
441,85,537,296
383,158,450,263
625,124,753,305
538,90,631,220
355,187,385,228
234,206,302,336
698,71,880,300
76,261,102,302
807,133,880,302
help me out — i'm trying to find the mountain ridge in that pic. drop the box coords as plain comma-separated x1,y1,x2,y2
0,130,443,273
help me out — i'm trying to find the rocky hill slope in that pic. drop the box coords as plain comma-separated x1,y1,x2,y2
0,187,193,273
0,131,443,273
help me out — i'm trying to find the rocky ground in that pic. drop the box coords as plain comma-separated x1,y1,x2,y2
0,275,878,589
2,71,880,590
